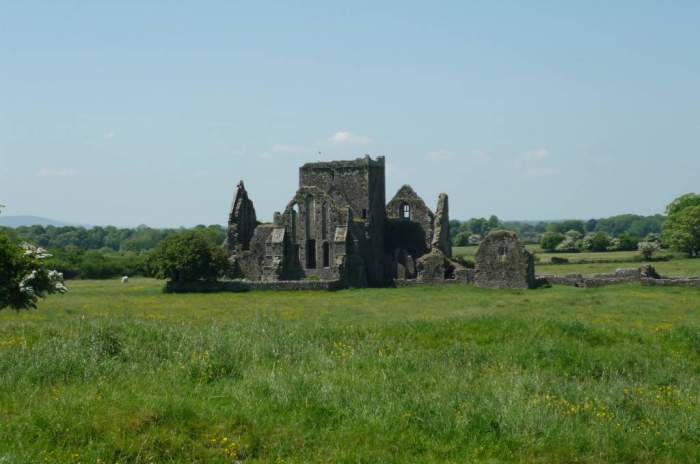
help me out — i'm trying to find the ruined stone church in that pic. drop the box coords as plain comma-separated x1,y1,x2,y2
226,155,467,287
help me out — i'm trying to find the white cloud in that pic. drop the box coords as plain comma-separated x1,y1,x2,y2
104,130,116,140
329,131,371,144
426,150,455,162
524,148,549,161
37,168,78,177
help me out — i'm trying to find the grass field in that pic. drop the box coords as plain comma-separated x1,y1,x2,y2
537,258,700,278
1,279,700,463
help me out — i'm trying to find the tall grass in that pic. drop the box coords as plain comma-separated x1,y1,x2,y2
1,280,699,462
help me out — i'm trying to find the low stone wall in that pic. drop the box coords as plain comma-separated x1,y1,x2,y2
641,277,700,287
540,266,700,288
538,269,641,288
394,278,470,288
164,279,344,293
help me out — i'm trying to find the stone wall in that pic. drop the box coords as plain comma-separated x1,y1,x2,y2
474,230,535,289
538,266,700,288
641,277,700,287
386,185,434,250
296,156,386,285
227,181,257,253
431,193,451,258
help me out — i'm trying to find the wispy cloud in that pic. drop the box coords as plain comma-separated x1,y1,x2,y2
37,167,78,178
329,131,371,144
104,130,116,140
524,148,549,161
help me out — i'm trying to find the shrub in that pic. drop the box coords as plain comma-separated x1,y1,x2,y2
555,231,583,252
540,232,565,251
146,231,229,283
606,238,621,251
582,232,611,252
0,232,66,310
617,233,640,251
550,256,569,264
638,241,662,261
453,231,471,246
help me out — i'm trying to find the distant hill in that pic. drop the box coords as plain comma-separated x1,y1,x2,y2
0,215,87,228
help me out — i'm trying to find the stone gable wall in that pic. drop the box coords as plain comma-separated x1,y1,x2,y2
474,230,535,289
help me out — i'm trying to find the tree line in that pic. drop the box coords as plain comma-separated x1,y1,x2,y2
0,224,225,252
450,214,666,250
0,224,226,280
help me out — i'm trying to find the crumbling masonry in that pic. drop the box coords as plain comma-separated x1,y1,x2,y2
226,155,464,287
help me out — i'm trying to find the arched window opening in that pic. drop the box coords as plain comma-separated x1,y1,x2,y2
304,197,313,239
306,239,317,269
321,202,328,239
291,203,300,239
401,203,411,220
322,242,330,268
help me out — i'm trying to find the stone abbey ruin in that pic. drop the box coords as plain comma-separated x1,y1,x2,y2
218,154,697,292
225,155,535,289
158,154,696,293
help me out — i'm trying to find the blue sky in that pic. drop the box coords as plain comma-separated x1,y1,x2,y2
1,1,698,227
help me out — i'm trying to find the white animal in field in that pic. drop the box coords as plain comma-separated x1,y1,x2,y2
121,276,129,284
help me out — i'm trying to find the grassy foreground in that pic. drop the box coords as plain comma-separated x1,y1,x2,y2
1,280,700,463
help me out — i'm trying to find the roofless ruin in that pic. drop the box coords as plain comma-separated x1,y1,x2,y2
226,155,466,287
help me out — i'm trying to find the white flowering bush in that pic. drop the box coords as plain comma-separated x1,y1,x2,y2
555,231,583,252
638,241,662,261
607,238,621,251
0,234,67,310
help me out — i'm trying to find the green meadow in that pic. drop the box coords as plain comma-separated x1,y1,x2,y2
1,279,700,463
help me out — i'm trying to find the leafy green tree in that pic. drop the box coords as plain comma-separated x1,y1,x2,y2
548,220,584,235
487,215,501,232
585,219,598,233
617,233,640,251
663,203,700,257
453,231,471,246
540,232,565,251
666,193,700,217
147,231,229,283
582,232,610,252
